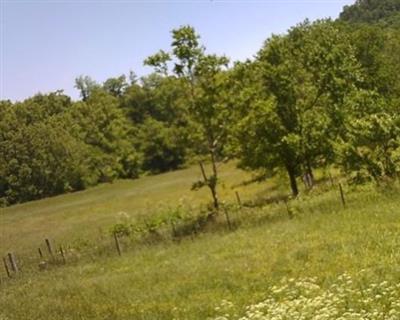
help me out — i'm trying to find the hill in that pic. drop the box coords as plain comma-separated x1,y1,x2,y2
340,0,400,24
1,164,400,319
0,162,268,256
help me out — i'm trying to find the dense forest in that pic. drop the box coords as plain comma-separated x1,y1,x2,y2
340,0,400,24
1,0,400,206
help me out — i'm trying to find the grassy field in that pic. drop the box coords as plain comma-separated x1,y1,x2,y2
1,163,400,319
0,162,270,256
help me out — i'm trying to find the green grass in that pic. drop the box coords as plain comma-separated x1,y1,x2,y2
1,164,400,319
0,162,268,256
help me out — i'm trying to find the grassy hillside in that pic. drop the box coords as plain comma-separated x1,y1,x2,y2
0,162,270,256
1,164,400,319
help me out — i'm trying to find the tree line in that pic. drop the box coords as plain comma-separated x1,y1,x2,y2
1,0,399,206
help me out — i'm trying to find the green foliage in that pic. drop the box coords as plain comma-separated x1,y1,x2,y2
120,81,151,123
0,93,86,204
340,0,400,24
111,222,132,237
143,50,171,76
171,25,204,77
74,75,100,101
145,25,231,210
70,90,140,180
213,273,400,319
121,74,192,173
103,75,128,97
0,91,140,205
335,19,400,184
138,118,186,173
336,91,400,183
342,23,400,100
2,5,400,319
3,15,400,204
1,169,400,319
109,204,208,241
232,20,363,195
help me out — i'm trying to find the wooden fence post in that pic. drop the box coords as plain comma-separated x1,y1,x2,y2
328,172,334,187
235,191,242,208
285,200,294,219
114,232,121,256
45,238,54,259
7,253,18,273
223,207,233,231
59,246,66,264
3,257,11,278
339,183,346,208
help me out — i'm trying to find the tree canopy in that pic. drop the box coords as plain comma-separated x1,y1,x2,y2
2,2,400,206
340,0,400,24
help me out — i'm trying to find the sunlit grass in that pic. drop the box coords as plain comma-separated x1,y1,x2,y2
0,164,399,319
0,162,268,255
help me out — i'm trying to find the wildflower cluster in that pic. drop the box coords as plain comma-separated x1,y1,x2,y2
212,273,400,320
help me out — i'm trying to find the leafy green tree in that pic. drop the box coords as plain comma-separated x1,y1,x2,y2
75,75,100,101
103,75,128,97
145,25,229,210
341,23,400,101
138,118,186,173
340,0,400,24
70,89,141,181
122,73,188,125
120,73,191,173
120,81,151,124
334,17,400,184
143,50,170,76
189,54,230,209
0,94,92,204
0,90,141,205
233,20,362,196
336,90,400,183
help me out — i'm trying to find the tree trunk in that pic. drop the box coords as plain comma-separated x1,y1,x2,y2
306,160,314,187
199,160,219,211
210,184,219,211
209,149,219,211
286,165,299,197
302,160,314,189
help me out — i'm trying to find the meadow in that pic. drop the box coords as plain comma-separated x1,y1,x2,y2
1,1,400,319
1,163,400,319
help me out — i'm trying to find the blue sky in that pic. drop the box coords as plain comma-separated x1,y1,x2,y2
1,0,355,101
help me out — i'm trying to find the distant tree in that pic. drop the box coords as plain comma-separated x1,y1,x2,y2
74,75,100,101
341,23,400,101
121,72,192,173
143,50,171,76
0,90,141,205
103,75,128,97
0,94,91,204
138,118,186,173
71,90,141,181
120,81,151,124
340,0,400,24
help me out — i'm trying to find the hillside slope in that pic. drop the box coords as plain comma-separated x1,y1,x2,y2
1,164,400,319
0,162,271,256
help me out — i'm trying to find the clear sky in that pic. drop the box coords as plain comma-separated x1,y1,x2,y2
1,0,355,101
